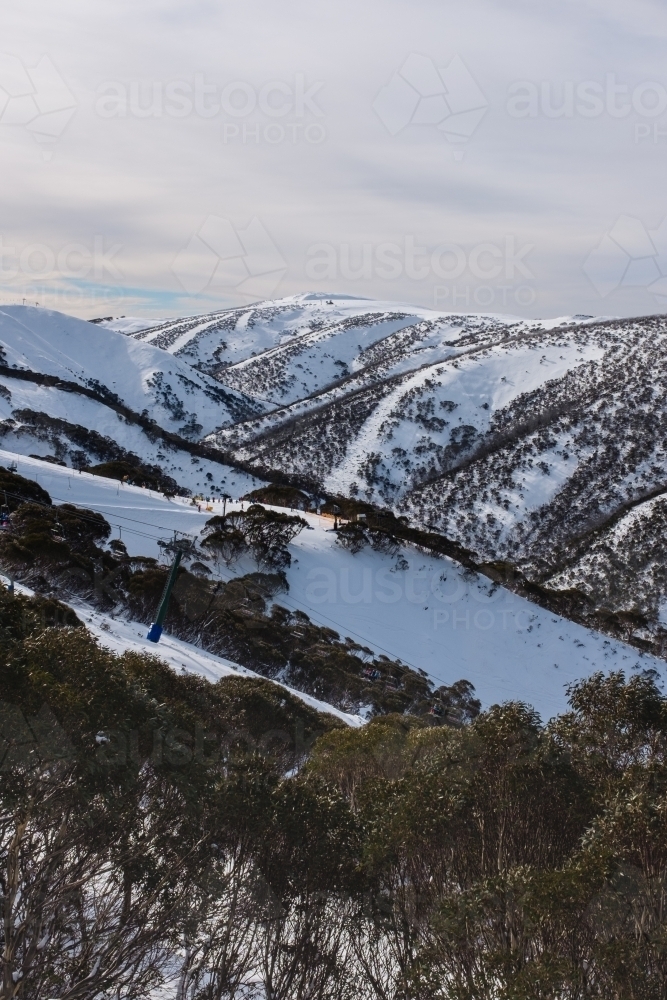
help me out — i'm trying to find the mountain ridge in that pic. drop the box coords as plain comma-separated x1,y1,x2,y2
1,295,666,638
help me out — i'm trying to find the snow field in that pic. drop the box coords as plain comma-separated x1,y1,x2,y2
0,305,258,434
2,450,663,721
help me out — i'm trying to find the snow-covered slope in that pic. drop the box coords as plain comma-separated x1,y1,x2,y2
215,312,416,407
210,301,591,412
5,297,667,630
0,306,270,496
4,450,662,720
214,327,603,492
0,378,263,498
0,306,262,434
0,452,246,554
111,293,558,394
179,301,667,629
400,316,667,605
106,294,426,371
95,316,162,335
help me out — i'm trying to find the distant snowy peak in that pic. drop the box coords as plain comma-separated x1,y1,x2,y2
104,294,587,387
94,316,163,336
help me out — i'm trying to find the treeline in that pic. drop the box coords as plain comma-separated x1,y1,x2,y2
0,588,345,1000
1,410,189,495
1,585,666,997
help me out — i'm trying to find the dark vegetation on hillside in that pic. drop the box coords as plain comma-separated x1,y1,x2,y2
0,466,51,510
0,469,476,719
84,459,182,495
242,484,316,511
216,312,408,403
0,411,190,495
1,587,665,997
0,587,348,998
206,313,667,650
201,505,309,570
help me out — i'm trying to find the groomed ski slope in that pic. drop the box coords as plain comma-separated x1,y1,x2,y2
3,450,663,721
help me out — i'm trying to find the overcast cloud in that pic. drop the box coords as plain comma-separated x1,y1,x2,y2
1,0,666,319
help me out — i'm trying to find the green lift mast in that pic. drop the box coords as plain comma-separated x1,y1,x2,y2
146,548,182,643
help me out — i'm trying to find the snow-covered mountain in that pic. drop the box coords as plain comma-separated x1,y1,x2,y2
4,295,667,639
0,305,264,497
1,306,262,432
190,298,667,631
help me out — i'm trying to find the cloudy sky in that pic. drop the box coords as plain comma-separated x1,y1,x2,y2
2,0,667,319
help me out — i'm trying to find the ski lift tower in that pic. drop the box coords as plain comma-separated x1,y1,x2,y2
146,534,197,643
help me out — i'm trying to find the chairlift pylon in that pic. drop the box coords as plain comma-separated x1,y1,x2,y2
147,545,183,643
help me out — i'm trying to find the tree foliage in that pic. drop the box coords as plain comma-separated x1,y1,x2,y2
202,504,308,569
2,587,667,998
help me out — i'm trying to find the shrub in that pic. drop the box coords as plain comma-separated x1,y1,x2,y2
85,459,184,496
0,466,52,511
243,484,315,510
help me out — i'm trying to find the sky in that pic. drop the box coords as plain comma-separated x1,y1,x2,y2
1,0,667,320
